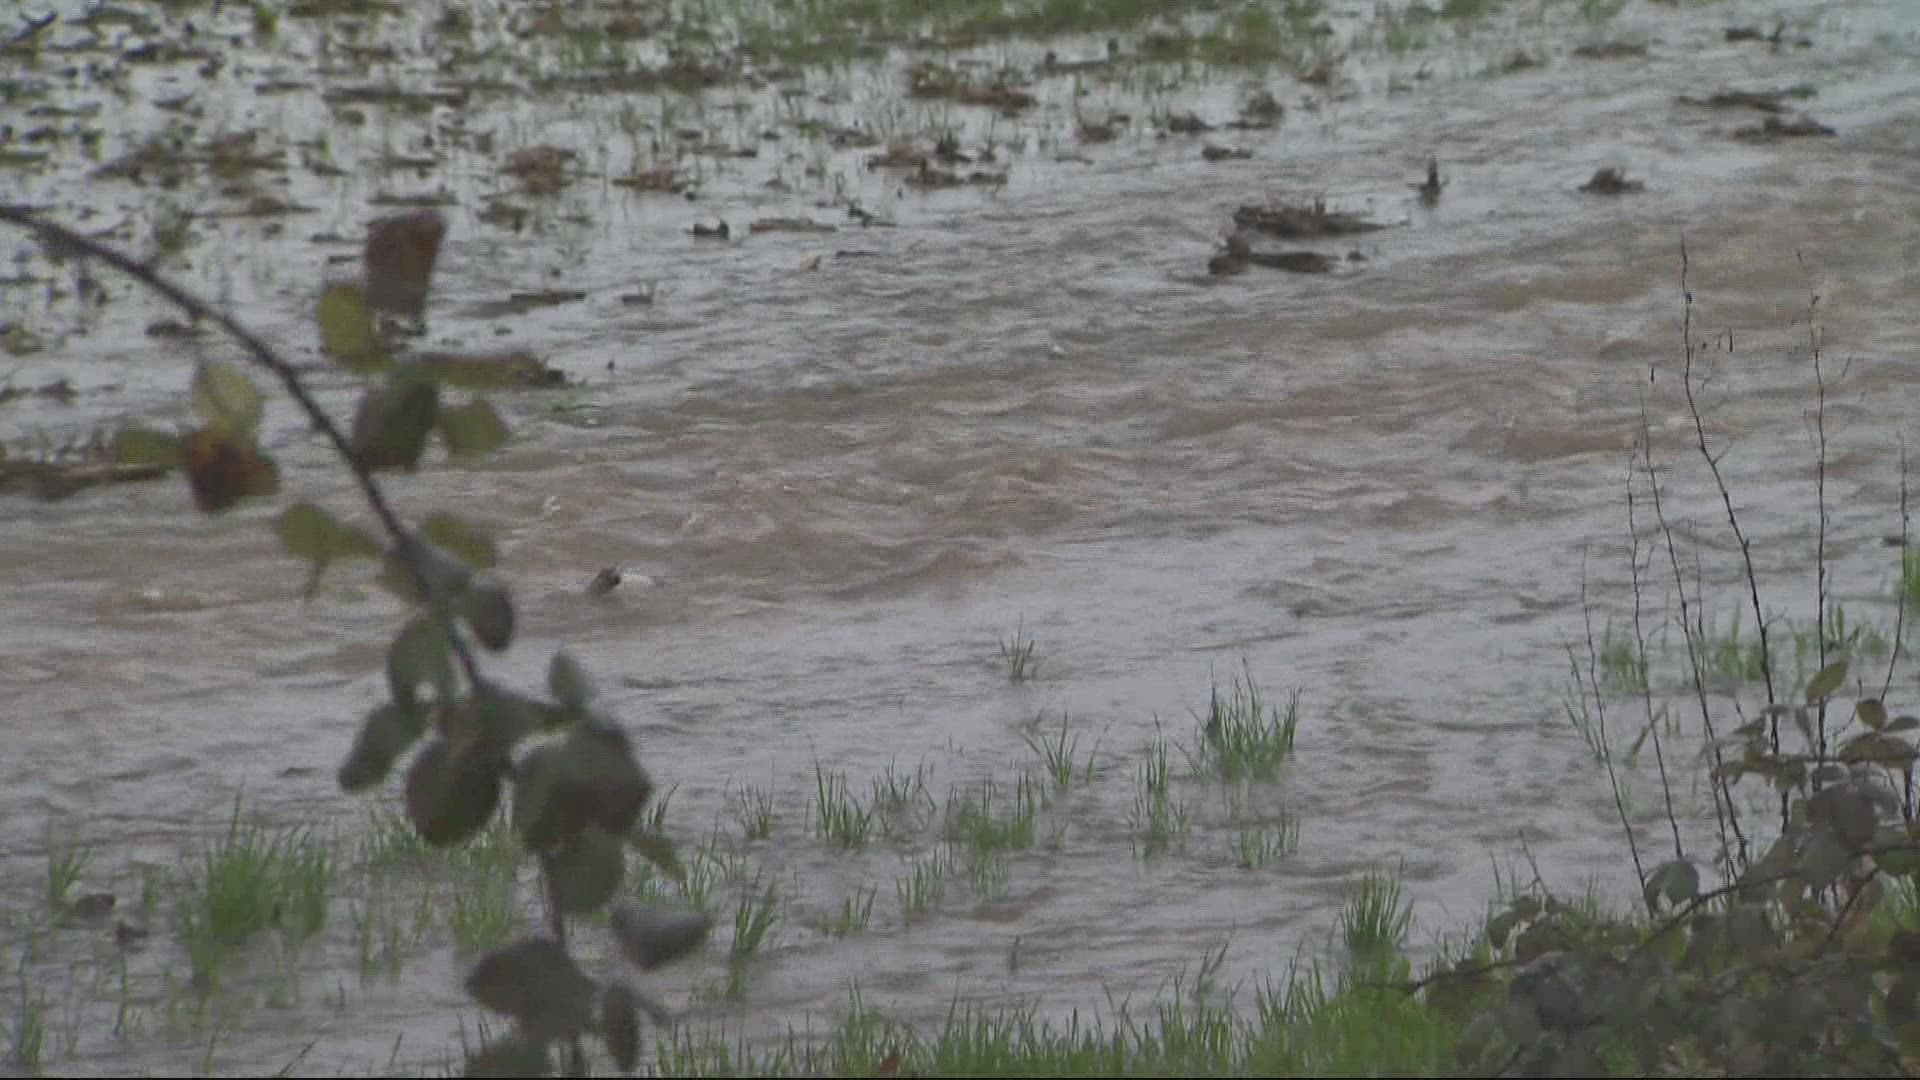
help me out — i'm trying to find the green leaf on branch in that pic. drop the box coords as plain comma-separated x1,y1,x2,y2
405,738,503,847
1841,731,1918,767
388,615,453,712
1858,698,1889,731
439,398,510,458
191,361,263,435
377,538,475,605
316,282,387,374
422,512,497,569
1805,659,1848,703
276,501,380,597
543,827,625,914
112,427,181,467
456,581,515,651
180,426,279,513
350,369,439,472
338,702,427,793
449,685,541,749
609,903,710,971
465,937,597,1043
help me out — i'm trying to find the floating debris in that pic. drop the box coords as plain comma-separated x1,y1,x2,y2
1572,41,1649,60
1678,86,1816,113
749,217,836,235
907,62,1036,112
1166,111,1215,135
1734,114,1836,141
415,350,567,388
587,566,623,596
690,221,731,240
1201,144,1253,162
1415,157,1445,206
1233,198,1388,238
501,145,576,194
1579,167,1645,195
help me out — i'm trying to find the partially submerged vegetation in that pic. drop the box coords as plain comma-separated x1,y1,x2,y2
1,0,1907,1076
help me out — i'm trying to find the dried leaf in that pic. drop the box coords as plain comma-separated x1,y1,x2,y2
180,427,279,513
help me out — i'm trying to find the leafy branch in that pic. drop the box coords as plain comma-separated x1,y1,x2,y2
0,202,708,1075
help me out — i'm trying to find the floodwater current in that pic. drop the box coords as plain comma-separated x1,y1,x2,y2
2,0,1918,1073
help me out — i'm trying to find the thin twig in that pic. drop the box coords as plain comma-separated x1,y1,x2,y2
1577,548,1648,902
0,203,483,688
1626,459,1685,861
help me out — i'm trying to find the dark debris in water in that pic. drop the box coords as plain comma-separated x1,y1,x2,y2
1233,199,1389,239
1579,168,1645,195
1734,114,1836,141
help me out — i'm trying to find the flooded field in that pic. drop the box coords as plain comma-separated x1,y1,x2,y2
3,0,1919,1074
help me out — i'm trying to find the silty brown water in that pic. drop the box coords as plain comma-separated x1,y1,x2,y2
2,0,1918,1072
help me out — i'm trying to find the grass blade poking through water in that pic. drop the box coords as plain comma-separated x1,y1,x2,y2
1193,662,1300,781
812,762,875,849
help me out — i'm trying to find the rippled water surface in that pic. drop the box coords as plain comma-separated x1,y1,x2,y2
3,0,1919,1073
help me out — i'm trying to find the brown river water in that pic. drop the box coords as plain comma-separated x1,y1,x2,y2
2,0,1919,1073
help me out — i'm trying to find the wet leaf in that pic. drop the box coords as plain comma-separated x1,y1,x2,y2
350,371,439,472
1644,859,1699,912
112,427,180,467
316,282,386,373
180,427,279,513
513,723,651,846
1890,715,1920,733
601,981,642,1074
405,738,503,847
549,650,594,709
422,512,497,569
439,398,510,458
465,937,597,1042
338,702,427,793
388,615,453,712
276,501,380,596
1859,698,1890,731
191,361,263,434
609,903,710,971
1811,784,1880,853
456,581,515,651
626,828,685,883
1841,731,1918,767
456,685,541,748
1806,659,1848,703
378,537,475,605
543,827,625,914
364,209,447,320
1796,829,1851,890
464,1033,551,1078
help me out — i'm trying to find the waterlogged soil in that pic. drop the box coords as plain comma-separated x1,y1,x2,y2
4,0,1920,1073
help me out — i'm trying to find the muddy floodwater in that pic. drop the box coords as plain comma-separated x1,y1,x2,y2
3,0,1919,1074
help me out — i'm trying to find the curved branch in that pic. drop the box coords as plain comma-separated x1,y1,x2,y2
0,202,482,686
